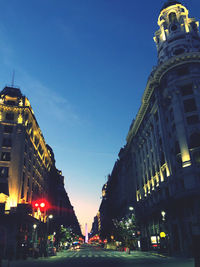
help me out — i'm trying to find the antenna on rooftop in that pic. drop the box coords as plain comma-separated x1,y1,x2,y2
11,70,15,87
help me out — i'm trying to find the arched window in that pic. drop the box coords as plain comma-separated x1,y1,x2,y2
169,12,177,24
190,132,200,149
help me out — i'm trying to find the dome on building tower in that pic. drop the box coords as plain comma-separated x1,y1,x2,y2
161,0,182,11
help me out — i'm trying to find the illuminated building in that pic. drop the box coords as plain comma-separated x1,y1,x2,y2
96,0,200,256
0,85,81,258
127,0,200,255
0,86,52,213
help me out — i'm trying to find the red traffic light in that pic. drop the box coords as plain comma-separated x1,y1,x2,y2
32,199,49,212
40,202,46,208
34,202,39,208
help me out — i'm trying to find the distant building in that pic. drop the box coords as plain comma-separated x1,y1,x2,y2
96,0,200,256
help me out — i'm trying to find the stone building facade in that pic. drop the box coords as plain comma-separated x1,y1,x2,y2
96,0,200,256
0,85,81,258
0,86,52,213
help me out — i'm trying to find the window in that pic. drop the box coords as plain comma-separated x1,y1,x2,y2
187,115,199,125
180,84,193,96
194,151,200,164
190,132,200,149
2,138,12,147
160,152,165,166
26,190,29,202
172,123,176,131
24,144,27,153
28,164,31,172
191,22,198,33
173,48,185,55
6,100,16,106
4,125,13,133
5,113,14,121
183,98,197,113
154,112,158,122
25,113,28,121
169,12,177,23
175,141,180,154
21,185,24,199
177,67,188,76
34,137,39,147
169,108,174,120
171,24,178,31
1,152,11,161
0,167,9,178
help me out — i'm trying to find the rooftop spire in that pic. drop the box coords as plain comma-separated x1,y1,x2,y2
11,70,15,87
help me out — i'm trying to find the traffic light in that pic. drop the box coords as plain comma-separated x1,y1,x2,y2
32,199,49,213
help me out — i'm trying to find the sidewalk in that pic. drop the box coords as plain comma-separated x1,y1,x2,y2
2,251,61,267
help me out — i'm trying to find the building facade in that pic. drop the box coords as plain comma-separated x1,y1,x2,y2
0,86,81,258
96,0,200,256
0,86,52,212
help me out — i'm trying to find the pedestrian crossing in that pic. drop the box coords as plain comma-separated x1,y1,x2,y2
57,253,156,259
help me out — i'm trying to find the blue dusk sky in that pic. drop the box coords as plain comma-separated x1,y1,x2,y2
0,0,199,234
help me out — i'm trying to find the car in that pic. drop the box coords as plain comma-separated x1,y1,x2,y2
71,242,81,250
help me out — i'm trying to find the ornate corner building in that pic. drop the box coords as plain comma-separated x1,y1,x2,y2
96,0,200,256
128,0,200,255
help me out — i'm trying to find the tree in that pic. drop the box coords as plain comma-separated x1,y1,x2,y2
113,213,137,251
54,226,76,248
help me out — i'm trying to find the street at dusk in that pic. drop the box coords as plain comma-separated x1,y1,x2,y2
2,245,194,267
1,0,200,266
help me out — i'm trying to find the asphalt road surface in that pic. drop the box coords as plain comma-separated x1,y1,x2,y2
3,244,194,267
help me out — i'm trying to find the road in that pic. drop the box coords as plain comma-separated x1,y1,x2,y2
3,244,194,267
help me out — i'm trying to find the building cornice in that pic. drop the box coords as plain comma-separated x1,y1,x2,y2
126,52,200,144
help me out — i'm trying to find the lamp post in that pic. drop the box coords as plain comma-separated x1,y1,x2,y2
46,215,53,257
47,215,53,236
32,224,38,258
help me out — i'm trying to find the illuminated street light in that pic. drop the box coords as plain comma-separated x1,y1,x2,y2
129,206,134,211
49,214,53,219
33,224,37,229
161,210,166,221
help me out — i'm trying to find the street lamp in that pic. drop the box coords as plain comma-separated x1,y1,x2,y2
161,210,166,221
47,215,53,235
32,224,37,246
